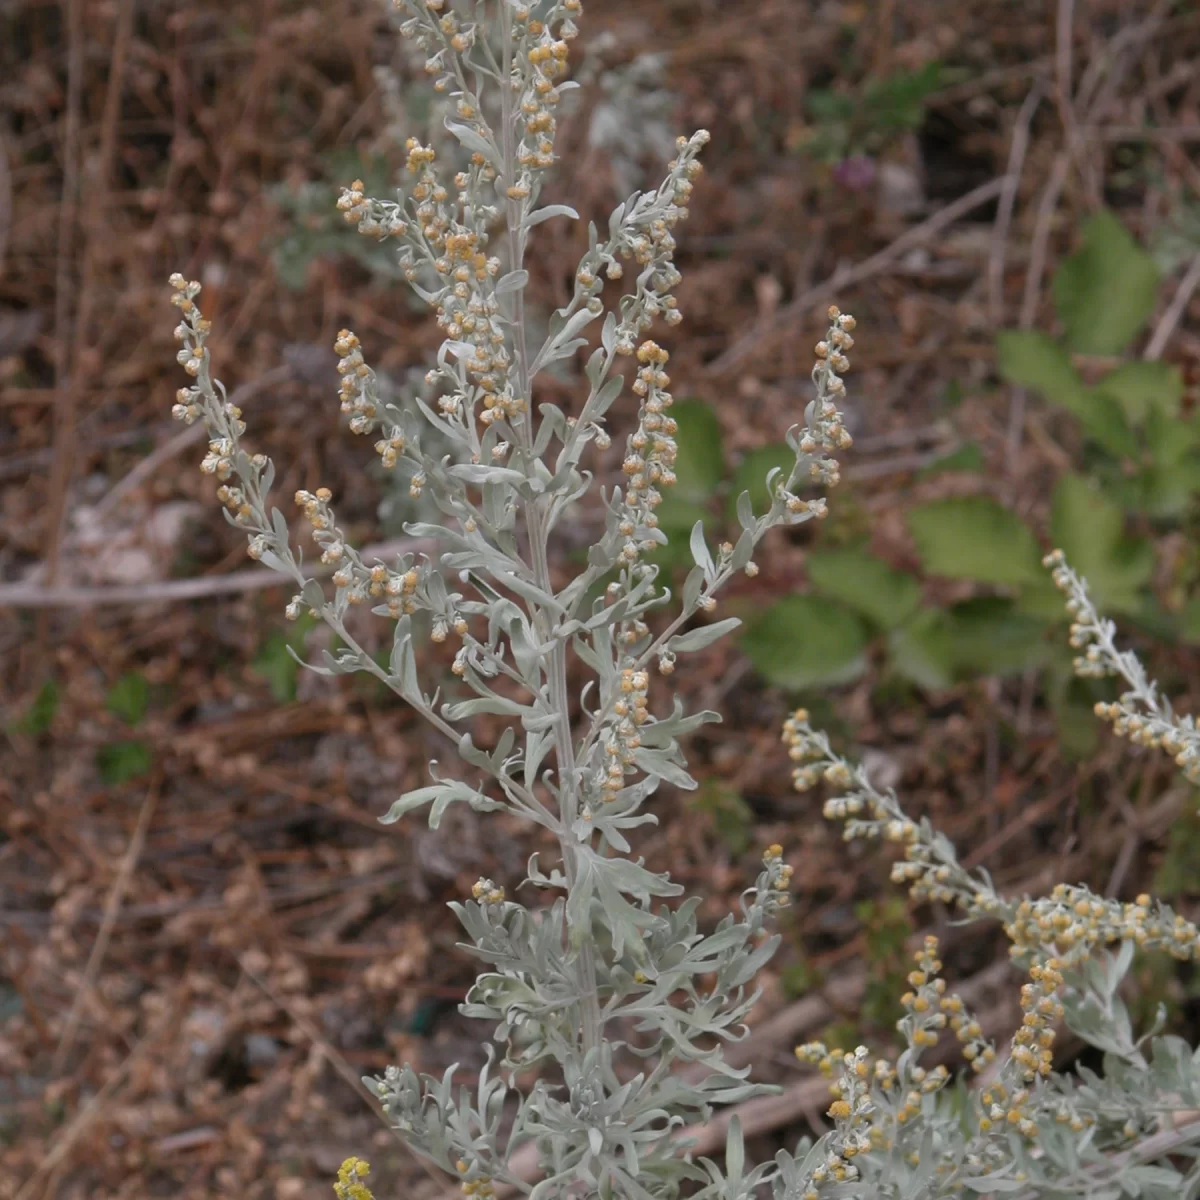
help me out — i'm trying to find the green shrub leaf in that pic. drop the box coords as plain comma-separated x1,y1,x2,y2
97,740,153,786
1050,473,1153,613
995,331,1133,454
907,497,1042,587
15,679,59,736
936,597,1048,677
995,331,1089,412
741,595,869,690
888,608,955,690
669,400,725,504
1098,360,1183,424
807,546,921,630
889,599,1047,685
1183,596,1200,646
726,443,794,519
919,441,985,478
1054,210,1160,355
106,672,149,727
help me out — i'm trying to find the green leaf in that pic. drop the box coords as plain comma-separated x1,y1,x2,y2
1050,473,1153,613
669,400,725,504
862,62,943,132
1045,655,1102,759
1074,389,1135,459
806,545,921,630
919,441,984,477
1054,209,1160,355
97,740,153,786
995,331,1089,413
646,496,713,572
106,672,149,727
938,597,1048,677
887,608,955,690
889,600,1047,685
15,679,59,736
741,595,869,690
252,614,317,703
1097,360,1183,424
726,444,793,519
907,497,1043,587
689,781,754,855
1144,408,1200,467
1183,596,1200,646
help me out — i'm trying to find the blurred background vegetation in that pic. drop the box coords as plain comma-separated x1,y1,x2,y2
2,1,1200,1196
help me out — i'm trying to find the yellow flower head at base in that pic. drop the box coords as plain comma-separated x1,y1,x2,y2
334,1157,375,1200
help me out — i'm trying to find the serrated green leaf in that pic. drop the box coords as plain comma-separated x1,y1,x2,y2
938,597,1049,677
669,399,725,504
995,330,1089,413
1144,408,1200,467
97,740,153,786
1076,388,1135,459
1054,209,1161,355
741,595,868,690
726,444,793,519
806,545,921,630
1097,360,1183,424
1050,473,1153,613
887,608,955,690
907,497,1042,587
106,672,149,727
890,600,1047,685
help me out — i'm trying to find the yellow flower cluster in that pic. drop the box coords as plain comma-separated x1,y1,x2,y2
336,178,408,240
1004,884,1200,965
762,843,794,900
791,1043,875,1192
471,877,506,905
333,1157,374,1200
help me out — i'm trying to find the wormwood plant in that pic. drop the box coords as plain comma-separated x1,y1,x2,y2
167,2,1200,1197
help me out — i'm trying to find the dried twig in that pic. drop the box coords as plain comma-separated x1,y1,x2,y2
0,535,430,608
14,1034,155,1200
1144,252,1200,362
44,0,85,589
988,84,1046,329
51,777,161,1074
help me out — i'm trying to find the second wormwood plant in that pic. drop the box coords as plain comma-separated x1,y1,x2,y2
166,2,1200,1198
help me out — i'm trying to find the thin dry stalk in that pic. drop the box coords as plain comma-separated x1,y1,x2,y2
51,777,161,1075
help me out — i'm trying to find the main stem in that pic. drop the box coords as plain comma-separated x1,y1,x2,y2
499,10,603,1065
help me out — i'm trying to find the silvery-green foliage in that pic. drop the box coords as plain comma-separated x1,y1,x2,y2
169,2,1200,1198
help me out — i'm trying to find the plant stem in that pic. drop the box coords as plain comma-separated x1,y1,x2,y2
500,6,603,1065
